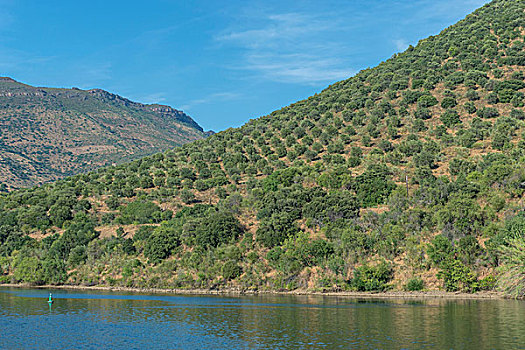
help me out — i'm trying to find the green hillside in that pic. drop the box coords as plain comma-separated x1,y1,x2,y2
0,78,207,189
1,0,524,297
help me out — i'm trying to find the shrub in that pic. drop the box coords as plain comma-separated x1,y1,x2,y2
48,215,99,260
106,196,121,210
134,225,156,241
351,261,393,291
414,107,431,120
478,276,497,291
118,201,165,224
41,258,67,284
438,259,478,292
510,109,525,120
466,89,479,101
428,235,454,267
101,212,115,225
449,158,476,176
405,277,425,291
194,179,209,192
477,107,499,119
464,101,477,114
121,238,136,255
497,237,525,298
49,202,73,228
491,130,510,150
435,197,483,238
303,190,359,224
347,157,361,168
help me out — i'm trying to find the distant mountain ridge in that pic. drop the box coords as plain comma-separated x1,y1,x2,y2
0,77,208,189
83,88,203,132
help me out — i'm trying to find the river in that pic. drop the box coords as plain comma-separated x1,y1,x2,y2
0,287,523,349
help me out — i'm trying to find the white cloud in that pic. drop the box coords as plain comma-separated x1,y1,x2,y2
138,92,167,104
180,92,242,111
216,13,330,49
215,11,355,85
71,62,112,88
0,47,55,76
242,53,355,84
393,39,409,52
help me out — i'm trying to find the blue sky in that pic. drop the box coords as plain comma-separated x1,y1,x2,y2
0,0,488,131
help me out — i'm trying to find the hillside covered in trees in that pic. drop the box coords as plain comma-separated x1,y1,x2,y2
0,78,207,189
1,0,524,297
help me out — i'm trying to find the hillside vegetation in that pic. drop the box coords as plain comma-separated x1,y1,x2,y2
1,0,524,297
0,78,207,189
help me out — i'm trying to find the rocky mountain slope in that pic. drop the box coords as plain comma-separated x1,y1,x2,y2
0,77,207,189
0,0,524,297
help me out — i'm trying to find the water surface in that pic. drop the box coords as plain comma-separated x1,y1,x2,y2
0,287,524,349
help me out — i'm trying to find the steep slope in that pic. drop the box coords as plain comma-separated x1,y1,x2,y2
0,0,524,296
0,78,207,189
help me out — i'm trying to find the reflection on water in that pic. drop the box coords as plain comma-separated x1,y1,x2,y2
0,287,524,349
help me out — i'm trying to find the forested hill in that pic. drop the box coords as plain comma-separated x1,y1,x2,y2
0,78,207,189
1,0,525,297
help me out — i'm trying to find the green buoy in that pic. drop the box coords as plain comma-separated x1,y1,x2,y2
48,293,53,305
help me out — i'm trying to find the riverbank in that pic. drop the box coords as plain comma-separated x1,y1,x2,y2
0,283,506,300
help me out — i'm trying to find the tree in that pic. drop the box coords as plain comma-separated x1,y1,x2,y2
436,195,483,239
106,196,120,210
67,246,87,266
222,260,242,280
49,202,73,228
441,96,457,108
355,164,396,207
144,226,180,263
428,235,454,267
13,255,43,285
257,213,298,248
42,258,67,284
417,94,438,108
180,189,196,204
194,211,243,247
440,109,461,127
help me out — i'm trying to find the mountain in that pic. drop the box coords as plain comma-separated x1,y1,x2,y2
0,77,207,189
0,0,524,297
